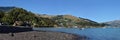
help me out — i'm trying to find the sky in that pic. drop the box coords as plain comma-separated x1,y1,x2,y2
0,0,120,23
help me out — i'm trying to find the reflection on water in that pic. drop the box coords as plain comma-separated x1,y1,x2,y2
33,27,120,40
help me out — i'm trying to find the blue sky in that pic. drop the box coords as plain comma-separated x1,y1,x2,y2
0,0,120,23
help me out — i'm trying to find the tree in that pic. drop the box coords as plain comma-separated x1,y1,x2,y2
0,10,4,18
0,10,5,22
0,7,58,27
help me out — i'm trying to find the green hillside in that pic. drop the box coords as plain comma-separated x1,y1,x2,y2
0,7,105,28
38,14,105,28
0,7,58,27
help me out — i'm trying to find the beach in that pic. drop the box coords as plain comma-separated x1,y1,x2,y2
0,31,86,40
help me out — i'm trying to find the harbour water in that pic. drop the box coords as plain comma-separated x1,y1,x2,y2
33,27,120,40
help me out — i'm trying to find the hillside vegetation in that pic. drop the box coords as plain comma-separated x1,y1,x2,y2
0,7,57,27
38,14,106,28
0,7,105,28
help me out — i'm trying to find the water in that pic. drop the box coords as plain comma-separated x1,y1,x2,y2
33,28,120,40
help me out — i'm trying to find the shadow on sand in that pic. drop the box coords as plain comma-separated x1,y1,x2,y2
0,25,33,33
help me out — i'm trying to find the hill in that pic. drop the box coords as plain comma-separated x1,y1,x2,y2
38,14,105,28
104,20,120,27
0,7,105,28
0,7,58,27
0,7,16,12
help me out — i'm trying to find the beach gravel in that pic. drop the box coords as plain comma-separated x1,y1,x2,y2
0,31,86,40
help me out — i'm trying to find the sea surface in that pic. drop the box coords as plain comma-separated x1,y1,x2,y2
33,27,120,40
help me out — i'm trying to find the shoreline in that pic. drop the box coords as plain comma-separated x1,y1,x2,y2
0,31,87,40
0,26,88,40
36,30,88,40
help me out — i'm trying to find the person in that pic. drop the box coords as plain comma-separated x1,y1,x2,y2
0,22,2,25
9,33,14,37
